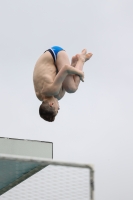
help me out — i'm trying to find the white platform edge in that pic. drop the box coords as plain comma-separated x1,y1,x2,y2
0,153,94,200
0,153,94,170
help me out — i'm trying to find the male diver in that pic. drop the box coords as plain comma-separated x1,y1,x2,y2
33,46,92,122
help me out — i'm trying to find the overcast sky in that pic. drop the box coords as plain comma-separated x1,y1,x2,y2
0,0,133,199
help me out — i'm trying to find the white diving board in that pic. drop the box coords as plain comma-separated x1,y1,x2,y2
0,137,53,195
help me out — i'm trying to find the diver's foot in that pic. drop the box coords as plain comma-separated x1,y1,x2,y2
85,52,93,62
77,49,93,62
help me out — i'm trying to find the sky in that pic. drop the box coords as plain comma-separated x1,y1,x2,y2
0,0,133,199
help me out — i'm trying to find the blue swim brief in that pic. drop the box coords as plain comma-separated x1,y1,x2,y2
45,46,65,62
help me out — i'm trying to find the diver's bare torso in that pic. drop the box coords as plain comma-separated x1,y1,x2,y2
33,48,92,103
33,51,58,101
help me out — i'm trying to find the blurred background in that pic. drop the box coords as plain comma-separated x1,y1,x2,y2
0,0,133,199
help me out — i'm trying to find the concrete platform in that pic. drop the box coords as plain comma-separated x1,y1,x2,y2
0,137,53,195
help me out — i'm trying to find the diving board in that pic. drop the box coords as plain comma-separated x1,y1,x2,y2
0,137,53,195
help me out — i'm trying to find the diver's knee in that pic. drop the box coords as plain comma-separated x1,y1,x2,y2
65,85,78,93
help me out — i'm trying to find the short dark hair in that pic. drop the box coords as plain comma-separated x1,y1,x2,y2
39,101,57,122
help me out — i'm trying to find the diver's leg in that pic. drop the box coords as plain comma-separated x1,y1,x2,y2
55,51,83,93
71,50,92,88
56,49,92,93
